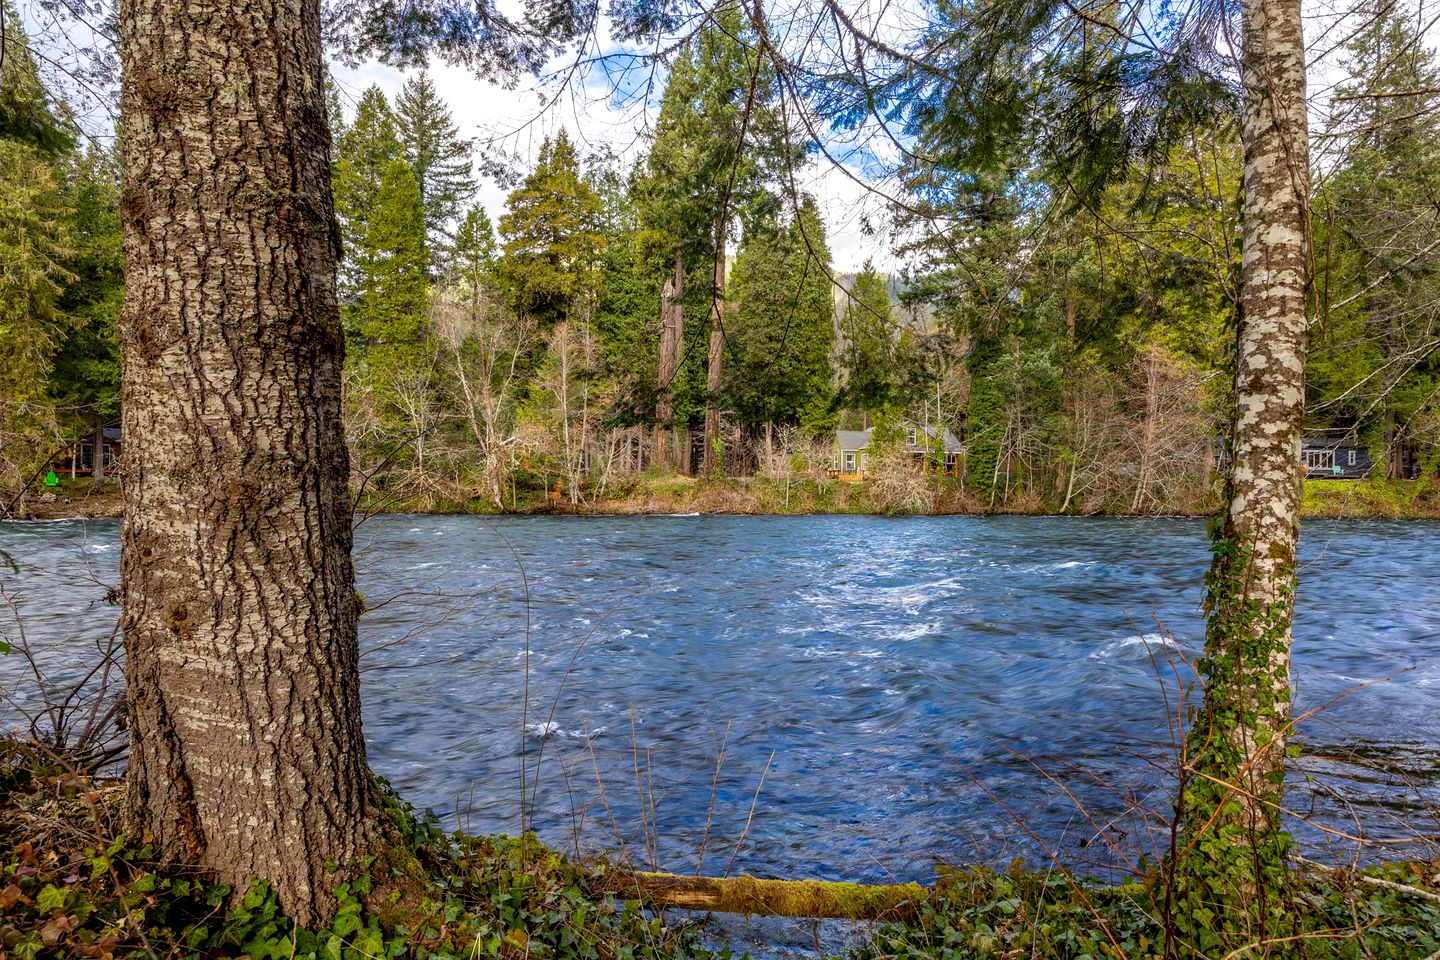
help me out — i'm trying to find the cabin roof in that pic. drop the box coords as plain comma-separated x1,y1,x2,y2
1301,429,1362,451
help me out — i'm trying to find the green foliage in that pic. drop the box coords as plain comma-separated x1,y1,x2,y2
846,860,1440,960
499,130,602,328
0,744,727,960
0,137,73,488
724,199,836,431
451,204,499,293
962,337,1004,495
0,3,75,159
353,159,431,357
49,142,124,435
589,168,661,424
836,264,896,414
1301,475,1440,518
334,86,408,316
1310,0,1440,474
395,72,476,267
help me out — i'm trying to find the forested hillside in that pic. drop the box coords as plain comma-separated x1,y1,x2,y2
4,0,1438,517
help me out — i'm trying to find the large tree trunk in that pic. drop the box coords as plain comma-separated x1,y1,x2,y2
1386,409,1403,479
93,419,106,475
119,0,382,926
656,253,683,469
1177,0,1309,927
703,216,725,474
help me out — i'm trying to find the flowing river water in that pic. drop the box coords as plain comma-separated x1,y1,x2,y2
2,515,1438,893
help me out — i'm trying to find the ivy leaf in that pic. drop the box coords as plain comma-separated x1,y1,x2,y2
35,884,67,914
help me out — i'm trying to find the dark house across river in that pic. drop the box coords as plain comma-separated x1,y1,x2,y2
1301,429,1371,479
53,424,122,478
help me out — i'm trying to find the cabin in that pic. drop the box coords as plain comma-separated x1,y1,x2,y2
832,421,964,480
53,425,122,479
1301,429,1370,479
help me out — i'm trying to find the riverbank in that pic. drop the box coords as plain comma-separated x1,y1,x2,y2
348,473,1440,520
12,474,1440,521
4,742,1438,959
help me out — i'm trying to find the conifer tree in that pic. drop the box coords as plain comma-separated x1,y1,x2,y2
725,200,836,432
0,9,75,493
451,203,500,299
591,167,662,425
354,159,431,362
334,86,407,307
837,264,897,417
50,141,125,442
0,0,74,159
635,1,798,469
0,140,72,490
1311,0,1440,476
498,130,602,328
333,87,432,455
396,72,476,265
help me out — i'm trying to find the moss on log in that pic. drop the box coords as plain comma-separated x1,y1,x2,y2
596,870,928,920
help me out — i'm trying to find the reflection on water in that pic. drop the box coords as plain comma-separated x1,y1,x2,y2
2,515,1438,882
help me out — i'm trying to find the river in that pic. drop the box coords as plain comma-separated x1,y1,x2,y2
2,515,1437,888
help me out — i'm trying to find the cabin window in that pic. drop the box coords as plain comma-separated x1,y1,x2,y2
1348,449,1357,466
1303,449,1334,471
844,451,857,473
905,427,918,446
859,453,868,471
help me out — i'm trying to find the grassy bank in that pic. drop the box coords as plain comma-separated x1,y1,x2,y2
360,470,1170,517
1300,477,1440,518
359,473,1440,520
13,474,1440,521
4,742,1439,959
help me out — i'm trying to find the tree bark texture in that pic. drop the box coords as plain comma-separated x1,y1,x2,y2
119,0,381,926
1181,0,1310,907
656,253,683,469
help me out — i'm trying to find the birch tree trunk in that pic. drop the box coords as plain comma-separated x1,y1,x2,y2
1177,0,1310,931
118,0,382,925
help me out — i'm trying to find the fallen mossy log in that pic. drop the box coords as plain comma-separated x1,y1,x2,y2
594,869,929,920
